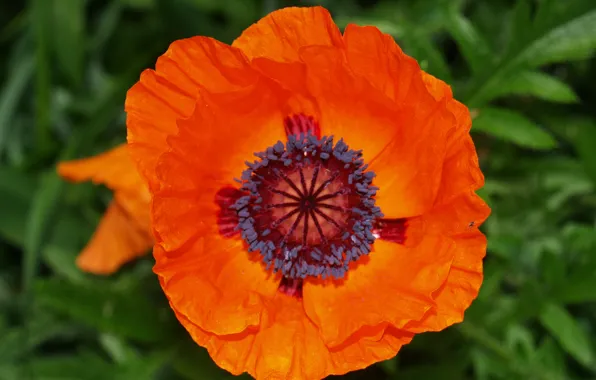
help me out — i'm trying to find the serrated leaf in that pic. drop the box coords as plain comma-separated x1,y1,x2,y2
446,11,493,73
473,107,557,149
34,278,177,343
539,303,594,368
524,8,596,67
486,71,579,103
466,1,596,106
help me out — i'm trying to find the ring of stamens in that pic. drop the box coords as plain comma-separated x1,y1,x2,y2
232,132,383,280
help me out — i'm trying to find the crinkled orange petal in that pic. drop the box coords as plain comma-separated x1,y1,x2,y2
125,7,491,379
58,144,152,274
397,190,489,332
405,231,487,332
303,236,454,347
153,237,278,336
235,14,452,219
168,292,413,379
147,51,287,334
126,36,256,191
57,144,145,196
152,83,284,251
76,200,152,275
340,24,457,218
420,71,485,205
232,6,343,62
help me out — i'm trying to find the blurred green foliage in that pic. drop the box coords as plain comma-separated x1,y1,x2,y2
0,0,595,379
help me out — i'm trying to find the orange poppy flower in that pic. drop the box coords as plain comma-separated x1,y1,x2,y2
57,144,152,274
125,6,490,379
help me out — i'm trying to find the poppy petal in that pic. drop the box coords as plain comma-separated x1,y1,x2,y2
420,71,485,205
57,144,145,195
340,25,457,218
303,236,455,347
151,84,285,251
126,36,256,190
232,6,343,62
405,231,487,332
76,201,152,275
170,294,413,379
153,237,278,336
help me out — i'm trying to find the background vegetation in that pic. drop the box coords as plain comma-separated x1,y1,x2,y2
1,0,595,379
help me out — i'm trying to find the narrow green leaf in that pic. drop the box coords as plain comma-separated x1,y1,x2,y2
446,11,493,73
0,54,34,156
0,313,77,363
91,1,123,54
31,0,53,154
99,334,140,364
554,272,596,305
535,338,568,377
539,303,594,368
472,107,557,149
26,353,116,380
34,278,177,342
574,120,596,186
52,0,86,86
486,71,579,103
0,167,37,244
23,171,64,292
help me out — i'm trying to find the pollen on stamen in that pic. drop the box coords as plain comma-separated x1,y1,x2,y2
232,130,383,282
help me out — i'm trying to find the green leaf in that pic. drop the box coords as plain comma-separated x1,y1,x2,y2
23,171,64,292
0,312,77,363
465,2,596,106
31,0,53,154
574,120,596,186
486,71,579,103
0,166,37,244
539,303,595,368
0,52,34,157
33,278,177,343
401,34,452,82
446,11,493,73
535,338,568,376
173,339,245,380
523,7,596,67
26,353,116,380
52,0,85,86
472,107,557,149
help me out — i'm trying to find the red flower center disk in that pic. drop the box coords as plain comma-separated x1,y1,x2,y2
233,132,383,281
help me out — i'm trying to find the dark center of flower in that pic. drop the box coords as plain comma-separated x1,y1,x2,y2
232,132,383,281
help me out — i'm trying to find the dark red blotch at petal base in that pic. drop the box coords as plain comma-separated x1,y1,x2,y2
212,114,408,297
284,114,320,139
373,219,407,244
215,187,244,238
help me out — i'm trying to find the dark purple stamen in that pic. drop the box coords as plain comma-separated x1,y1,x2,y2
232,131,383,281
